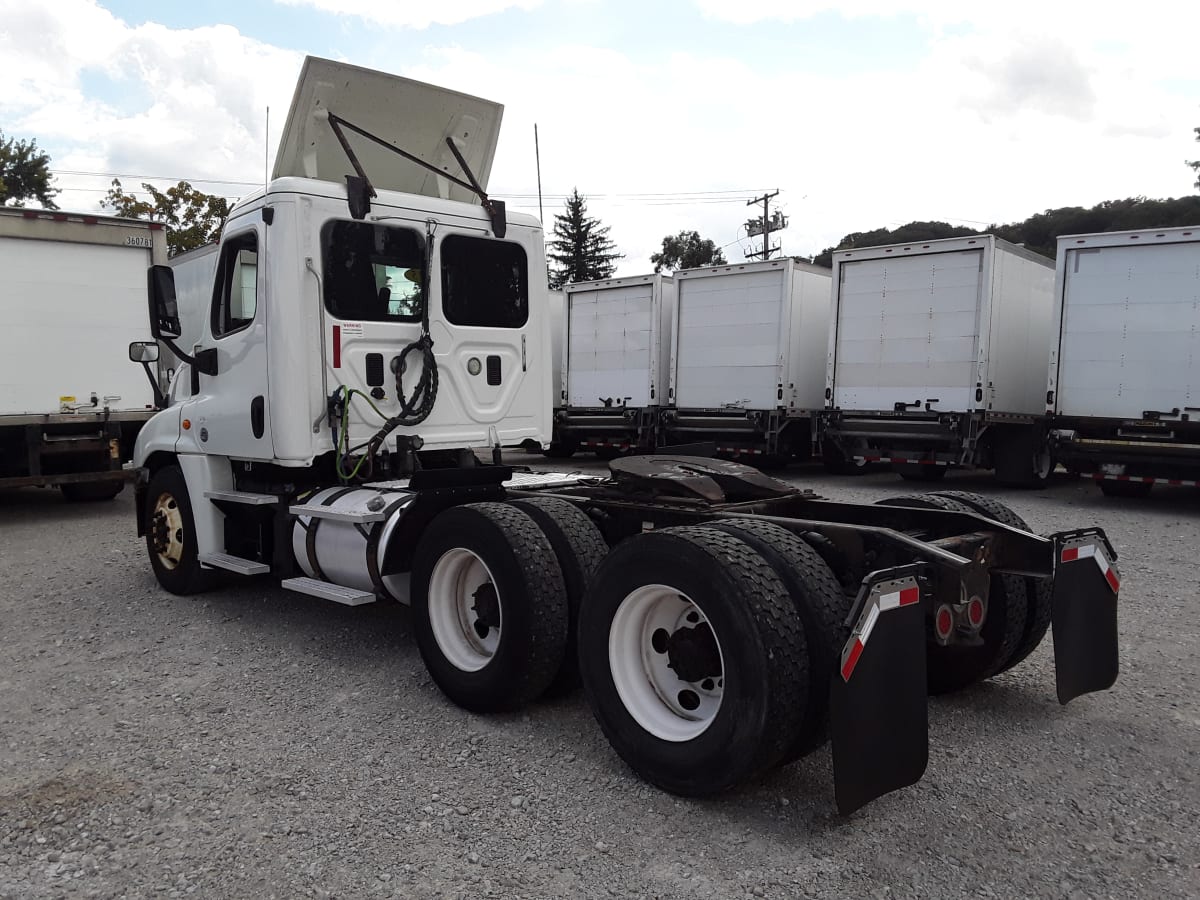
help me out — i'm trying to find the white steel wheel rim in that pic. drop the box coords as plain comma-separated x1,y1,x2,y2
151,492,185,570
609,585,725,742
1034,446,1053,480
427,548,502,673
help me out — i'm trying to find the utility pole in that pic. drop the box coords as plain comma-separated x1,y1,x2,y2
744,189,785,260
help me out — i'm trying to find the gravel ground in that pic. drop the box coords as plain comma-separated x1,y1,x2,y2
1,460,1198,899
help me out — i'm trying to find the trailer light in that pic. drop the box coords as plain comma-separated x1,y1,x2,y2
934,605,954,642
966,596,985,629
467,357,482,376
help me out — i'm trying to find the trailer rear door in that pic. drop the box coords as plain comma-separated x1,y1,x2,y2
833,250,983,411
566,282,655,407
1056,242,1200,419
0,238,155,415
674,266,786,409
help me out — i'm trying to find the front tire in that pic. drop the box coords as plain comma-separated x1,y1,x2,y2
144,465,208,595
578,526,808,796
410,503,568,713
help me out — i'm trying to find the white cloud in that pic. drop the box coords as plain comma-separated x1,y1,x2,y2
0,1,303,208
274,0,542,29
2,0,1195,276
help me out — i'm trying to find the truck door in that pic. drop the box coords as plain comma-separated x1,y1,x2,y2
188,224,273,458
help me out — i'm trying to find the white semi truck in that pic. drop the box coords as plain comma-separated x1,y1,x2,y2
0,207,165,499
131,56,1121,815
1047,225,1200,496
821,235,1056,486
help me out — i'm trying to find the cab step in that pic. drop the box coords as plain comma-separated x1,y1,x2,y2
199,553,271,575
205,489,281,506
281,577,376,606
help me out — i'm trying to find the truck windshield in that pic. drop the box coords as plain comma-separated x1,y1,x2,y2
322,221,424,322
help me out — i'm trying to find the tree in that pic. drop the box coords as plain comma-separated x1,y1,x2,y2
1188,125,1199,191
650,230,727,273
547,188,622,288
102,179,231,257
0,131,59,209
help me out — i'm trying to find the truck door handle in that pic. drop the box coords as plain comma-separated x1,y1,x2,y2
251,396,265,439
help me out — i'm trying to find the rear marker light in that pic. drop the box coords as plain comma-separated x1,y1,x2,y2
934,605,954,641
967,597,985,628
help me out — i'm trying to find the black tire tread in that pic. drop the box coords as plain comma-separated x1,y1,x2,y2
412,502,568,712
578,526,808,795
144,465,209,596
930,490,1053,673
708,518,851,758
508,497,608,693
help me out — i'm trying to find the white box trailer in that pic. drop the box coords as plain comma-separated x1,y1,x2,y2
551,274,675,457
0,208,165,499
821,234,1056,485
662,258,830,462
1047,225,1200,496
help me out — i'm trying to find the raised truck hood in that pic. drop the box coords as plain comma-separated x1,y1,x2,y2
272,56,504,204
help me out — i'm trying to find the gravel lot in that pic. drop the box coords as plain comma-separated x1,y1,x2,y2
2,459,1198,899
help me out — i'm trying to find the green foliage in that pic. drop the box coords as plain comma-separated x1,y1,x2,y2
547,188,622,288
1188,125,1199,191
650,230,727,273
102,178,230,257
810,198,1200,268
0,131,59,209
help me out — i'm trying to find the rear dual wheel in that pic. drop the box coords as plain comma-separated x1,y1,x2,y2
875,493,1028,694
411,503,569,713
578,526,828,796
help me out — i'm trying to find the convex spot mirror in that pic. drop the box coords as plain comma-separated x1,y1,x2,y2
129,341,160,363
148,265,182,339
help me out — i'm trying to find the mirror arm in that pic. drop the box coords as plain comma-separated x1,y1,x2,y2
138,360,168,409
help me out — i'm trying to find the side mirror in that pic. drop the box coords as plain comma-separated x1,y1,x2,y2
148,265,182,339
129,341,160,363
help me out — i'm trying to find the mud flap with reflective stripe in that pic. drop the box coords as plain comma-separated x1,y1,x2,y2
1051,529,1119,705
830,565,928,816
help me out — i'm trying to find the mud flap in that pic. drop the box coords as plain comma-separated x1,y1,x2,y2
830,565,928,816
1051,530,1120,705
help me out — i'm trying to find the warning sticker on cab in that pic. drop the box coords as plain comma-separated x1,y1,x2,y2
340,322,364,337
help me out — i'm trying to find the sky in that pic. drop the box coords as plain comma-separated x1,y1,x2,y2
1,0,1197,275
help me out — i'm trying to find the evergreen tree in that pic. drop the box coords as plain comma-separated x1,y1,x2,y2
547,188,622,288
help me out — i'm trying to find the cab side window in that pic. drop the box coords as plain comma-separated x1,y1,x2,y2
211,232,259,338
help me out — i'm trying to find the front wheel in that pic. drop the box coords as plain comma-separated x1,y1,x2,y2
578,526,808,796
144,465,208,595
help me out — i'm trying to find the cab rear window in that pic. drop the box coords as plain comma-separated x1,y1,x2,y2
322,221,424,322
440,235,528,328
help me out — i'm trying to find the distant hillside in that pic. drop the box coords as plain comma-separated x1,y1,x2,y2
808,195,1200,267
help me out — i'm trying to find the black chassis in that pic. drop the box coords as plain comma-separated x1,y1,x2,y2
508,470,1119,815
